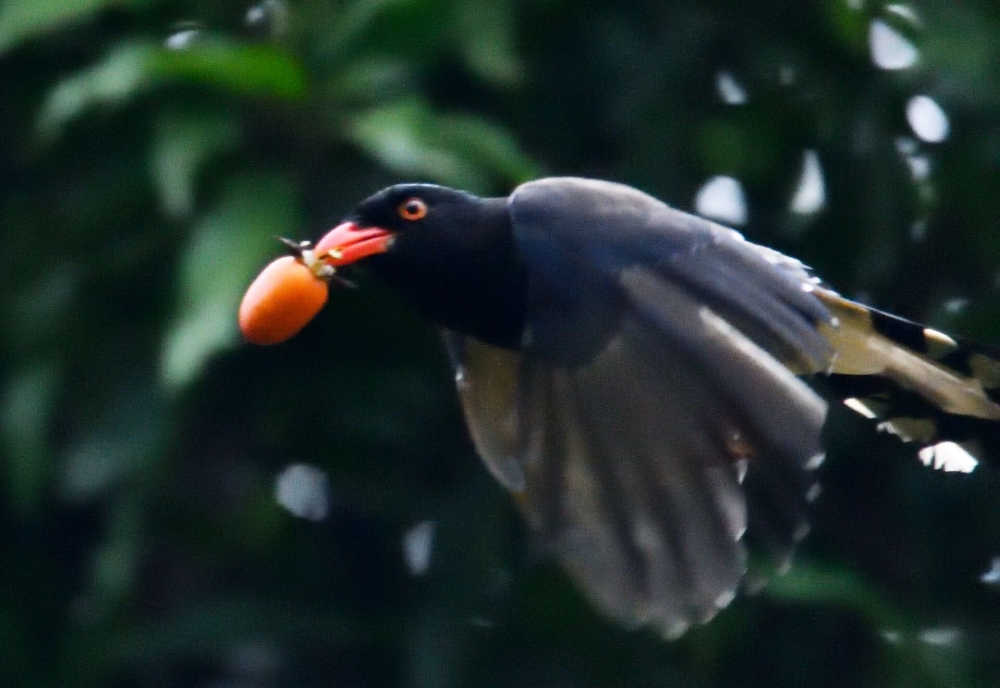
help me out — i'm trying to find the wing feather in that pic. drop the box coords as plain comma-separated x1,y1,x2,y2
453,178,833,634
448,177,1000,634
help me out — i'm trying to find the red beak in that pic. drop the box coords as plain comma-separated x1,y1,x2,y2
314,221,394,267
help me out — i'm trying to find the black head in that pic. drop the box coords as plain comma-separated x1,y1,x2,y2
315,183,528,349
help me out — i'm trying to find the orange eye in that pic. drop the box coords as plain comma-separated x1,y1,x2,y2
239,256,329,345
398,198,428,221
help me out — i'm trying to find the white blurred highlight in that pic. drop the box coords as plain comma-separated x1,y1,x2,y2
918,627,961,647
275,463,330,521
716,71,747,105
918,442,978,473
790,150,826,215
980,557,1000,585
402,520,436,576
165,30,200,50
906,96,950,143
869,20,918,70
696,176,748,226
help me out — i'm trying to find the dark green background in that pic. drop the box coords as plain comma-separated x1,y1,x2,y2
3,0,1000,686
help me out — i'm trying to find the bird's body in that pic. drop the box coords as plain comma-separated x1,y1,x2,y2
247,177,1000,637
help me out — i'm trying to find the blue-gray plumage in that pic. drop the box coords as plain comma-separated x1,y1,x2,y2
319,177,1000,637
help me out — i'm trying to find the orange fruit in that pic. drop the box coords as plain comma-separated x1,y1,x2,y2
239,255,329,345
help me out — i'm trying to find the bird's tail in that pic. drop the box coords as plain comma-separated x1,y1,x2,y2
814,289,1000,470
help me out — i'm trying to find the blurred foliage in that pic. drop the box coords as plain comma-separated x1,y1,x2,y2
2,0,1000,687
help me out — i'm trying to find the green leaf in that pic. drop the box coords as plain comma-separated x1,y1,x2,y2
327,57,415,102
347,99,539,193
38,39,307,140
314,0,405,61
151,110,240,218
0,362,61,514
155,37,308,101
763,560,903,631
160,173,300,391
37,41,156,141
434,113,540,185
0,0,149,57
348,100,487,189
454,0,522,87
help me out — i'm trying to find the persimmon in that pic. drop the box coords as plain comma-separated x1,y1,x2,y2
239,254,330,345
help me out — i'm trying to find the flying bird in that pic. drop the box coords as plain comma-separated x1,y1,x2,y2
240,177,1000,638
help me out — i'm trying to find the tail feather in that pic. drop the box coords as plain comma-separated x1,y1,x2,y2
813,289,1000,469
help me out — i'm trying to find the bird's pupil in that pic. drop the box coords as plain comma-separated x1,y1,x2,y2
398,197,426,220
406,202,423,218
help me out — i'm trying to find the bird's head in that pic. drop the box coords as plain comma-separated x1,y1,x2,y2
313,183,525,347
314,183,490,268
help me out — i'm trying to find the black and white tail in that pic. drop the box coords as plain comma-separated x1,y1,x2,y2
815,288,1000,471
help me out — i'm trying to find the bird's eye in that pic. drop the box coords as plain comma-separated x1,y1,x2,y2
398,198,428,221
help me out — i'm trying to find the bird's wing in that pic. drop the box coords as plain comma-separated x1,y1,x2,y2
446,178,832,635
507,178,1000,458
451,177,1000,633
507,178,834,371
442,330,526,492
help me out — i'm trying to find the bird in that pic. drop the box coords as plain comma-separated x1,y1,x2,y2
240,177,1000,638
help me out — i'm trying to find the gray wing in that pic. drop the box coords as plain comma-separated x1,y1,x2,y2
448,178,832,636
446,283,826,636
